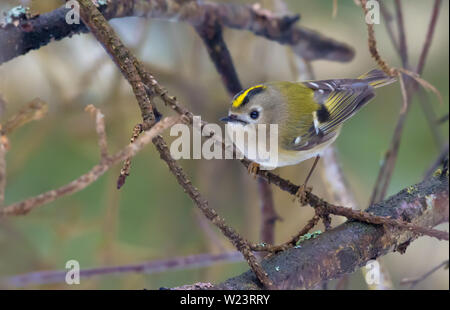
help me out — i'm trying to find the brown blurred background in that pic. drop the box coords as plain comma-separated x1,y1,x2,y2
0,0,448,289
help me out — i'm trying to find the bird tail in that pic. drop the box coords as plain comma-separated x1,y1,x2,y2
358,69,397,88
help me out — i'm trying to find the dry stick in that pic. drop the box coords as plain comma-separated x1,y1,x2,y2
194,19,278,245
0,0,355,65
3,251,243,288
0,116,180,217
0,98,48,136
77,0,275,289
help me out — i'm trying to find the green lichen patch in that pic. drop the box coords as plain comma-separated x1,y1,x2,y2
4,5,30,25
406,186,417,194
296,230,322,245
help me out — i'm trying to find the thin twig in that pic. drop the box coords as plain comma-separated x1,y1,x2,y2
394,0,408,68
0,98,48,136
2,251,243,288
76,2,275,288
417,0,442,75
0,139,6,206
0,116,180,217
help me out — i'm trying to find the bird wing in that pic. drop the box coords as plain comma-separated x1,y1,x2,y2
287,79,375,151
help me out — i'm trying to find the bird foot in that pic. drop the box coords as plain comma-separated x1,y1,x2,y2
247,162,260,179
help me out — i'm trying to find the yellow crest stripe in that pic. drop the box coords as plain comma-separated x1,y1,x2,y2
232,85,266,108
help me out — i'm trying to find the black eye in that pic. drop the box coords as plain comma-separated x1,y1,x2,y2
250,110,259,120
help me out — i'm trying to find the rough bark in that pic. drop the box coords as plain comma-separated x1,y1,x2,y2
216,174,449,289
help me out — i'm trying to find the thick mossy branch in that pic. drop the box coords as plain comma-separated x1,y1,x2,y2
216,174,449,290
0,0,354,65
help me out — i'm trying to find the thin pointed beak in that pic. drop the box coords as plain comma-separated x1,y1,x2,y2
220,114,248,125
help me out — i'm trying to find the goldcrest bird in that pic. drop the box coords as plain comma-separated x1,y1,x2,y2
220,69,396,189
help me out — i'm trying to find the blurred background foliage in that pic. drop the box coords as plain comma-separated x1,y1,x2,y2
0,0,448,289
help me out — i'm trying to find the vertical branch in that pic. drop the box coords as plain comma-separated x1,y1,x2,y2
195,18,278,245
417,0,442,75
394,0,408,68
257,179,278,245
379,0,400,53
194,20,241,95
415,0,444,148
